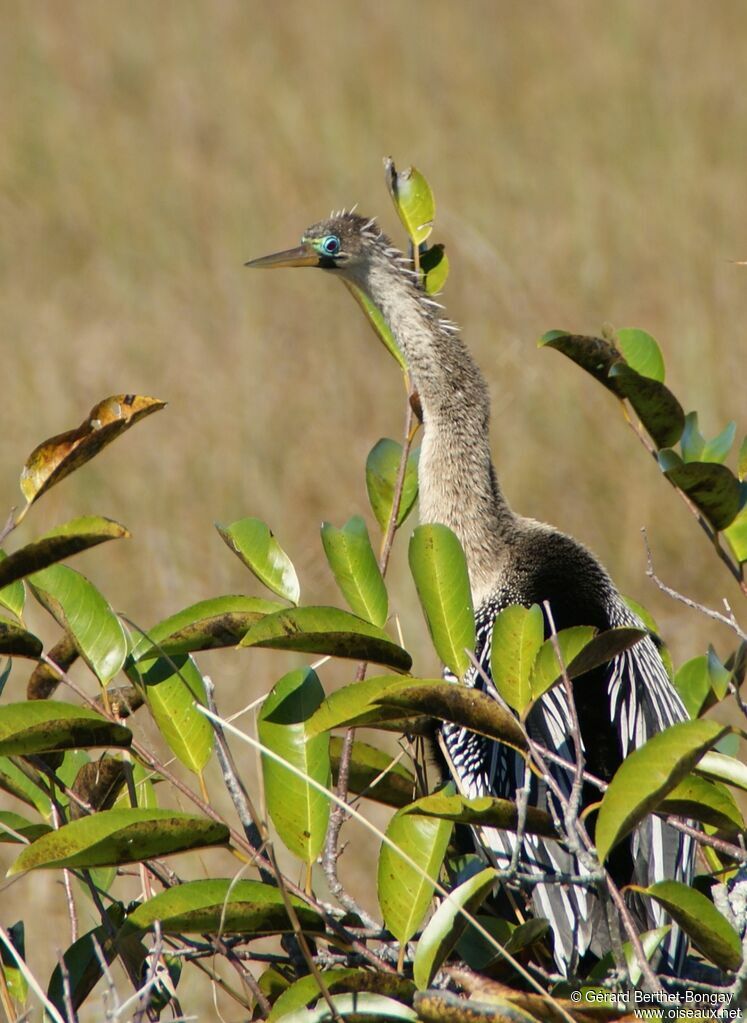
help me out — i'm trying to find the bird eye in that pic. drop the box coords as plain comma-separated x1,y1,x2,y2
320,235,341,256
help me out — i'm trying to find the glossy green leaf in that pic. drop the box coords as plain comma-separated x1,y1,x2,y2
0,701,130,756
664,461,742,530
378,803,453,944
366,439,419,533
0,552,25,619
28,565,127,685
308,675,439,736
529,626,597,702
615,328,665,382
258,668,330,862
321,516,388,627
8,809,229,873
378,681,528,753
725,506,747,563
129,653,213,774
0,517,129,592
674,655,712,718
633,880,741,972
123,878,323,935
413,867,497,989
277,993,418,1023
330,736,416,808
132,595,283,658
0,618,42,659
489,604,544,716
385,158,435,245
421,244,449,295
696,751,747,793
341,280,406,369
702,421,737,464
409,525,475,677
660,775,743,833
403,792,556,838
268,969,416,1022
47,907,126,1018
0,811,51,844
216,517,300,604
595,719,729,863
239,605,412,672
608,362,684,448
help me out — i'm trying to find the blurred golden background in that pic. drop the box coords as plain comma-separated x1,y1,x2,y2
1,2,746,1017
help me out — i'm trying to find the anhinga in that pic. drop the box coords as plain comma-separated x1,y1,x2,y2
246,211,693,975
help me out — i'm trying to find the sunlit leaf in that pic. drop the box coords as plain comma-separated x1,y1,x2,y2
341,280,406,369
615,328,665,382
674,655,712,718
132,595,283,658
725,506,747,563
19,395,165,508
413,868,497,989
0,757,51,816
330,736,415,808
739,435,747,481
632,880,741,972
660,775,743,833
0,552,25,619
702,421,737,464
267,969,416,1022
0,701,130,757
385,158,435,246
595,719,729,863
489,603,544,716
409,525,475,678
308,675,439,737
0,811,51,844
366,439,419,533
8,808,228,873
378,802,453,944
404,792,556,838
277,993,418,1022
529,625,597,702
321,516,388,627
240,605,412,672
681,411,706,463
696,751,747,793
216,517,300,604
663,461,741,530
29,565,127,685
258,668,330,863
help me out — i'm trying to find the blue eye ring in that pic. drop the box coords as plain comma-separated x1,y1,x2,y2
320,234,341,256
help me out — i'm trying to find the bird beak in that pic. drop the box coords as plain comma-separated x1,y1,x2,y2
244,243,319,269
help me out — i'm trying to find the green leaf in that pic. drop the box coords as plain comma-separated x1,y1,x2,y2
308,676,439,736
28,565,127,685
330,736,416,808
0,618,42,659
0,922,27,1006
132,595,284,658
408,525,475,677
681,411,706,463
707,646,731,700
725,506,747,563
122,878,323,936
240,606,412,673
587,926,671,987
377,682,528,753
660,775,743,833
561,626,648,680
402,792,556,838
413,867,497,989
0,757,51,816
674,656,712,718
529,626,597,702
608,363,684,448
321,516,388,627
539,331,623,387
702,421,737,464
8,808,229,873
489,604,544,716
216,517,300,604
456,915,515,971
595,719,729,863
615,328,665,382
385,158,435,246
258,668,330,863
696,751,747,793
0,701,131,756
129,653,213,774
0,517,129,591
0,552,25,619
739,435,747,481
275,993,418,1023
341,280,407,369
421,244,449,295
378,803,453,944
267,969,416,1022
632,880,741,972
366,439,419,533
47,908,126,1018
0,811,51,844
663,461,742,530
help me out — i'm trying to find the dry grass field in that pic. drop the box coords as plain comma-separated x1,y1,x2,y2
1,3,746,1018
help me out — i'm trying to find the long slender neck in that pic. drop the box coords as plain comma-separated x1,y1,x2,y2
345,252,516,604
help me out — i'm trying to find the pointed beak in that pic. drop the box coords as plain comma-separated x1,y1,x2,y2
244,243,319,269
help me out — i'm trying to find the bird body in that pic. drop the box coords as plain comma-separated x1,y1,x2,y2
247,212,693,975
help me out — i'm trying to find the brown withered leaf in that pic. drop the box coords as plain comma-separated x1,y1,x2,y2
20,395,166,508
27,632,79,700
70,758,128,819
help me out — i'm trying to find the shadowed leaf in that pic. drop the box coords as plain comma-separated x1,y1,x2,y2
69,758,128,819
403,792,556,838
268,969,416,1023
539,331,623,386
0,517,129,591
308,675,438,736
132,595,283,658
0,552,25,619
20,395,165,508
0,811,51,844
529,625,597,702
660,775,743,833
0,618,42,659
608,363,684,448
0,701,130,756
663,461,741,530
27,632,78,699
330,736,416,808
421,244,449,294
366,439,420,532
47,907,127,1018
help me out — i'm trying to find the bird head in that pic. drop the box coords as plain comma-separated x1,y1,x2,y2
245,212,381,276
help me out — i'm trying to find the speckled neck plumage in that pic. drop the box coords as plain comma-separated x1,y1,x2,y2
339,224,517,604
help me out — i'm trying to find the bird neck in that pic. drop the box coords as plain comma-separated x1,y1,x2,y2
346,254,517,604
